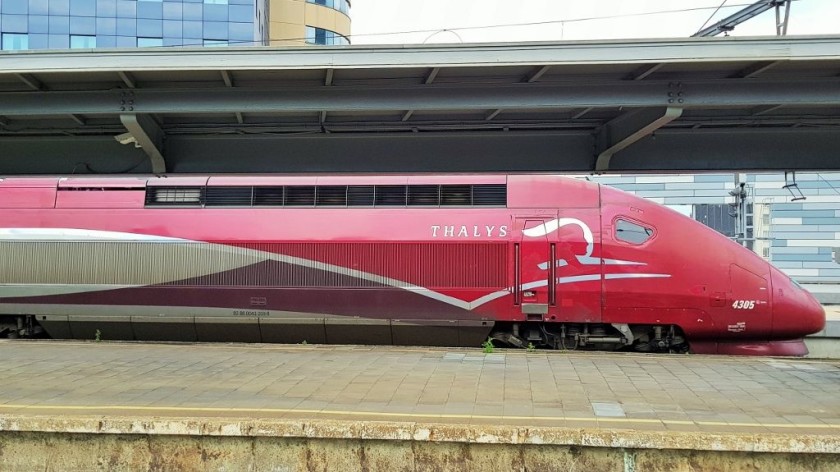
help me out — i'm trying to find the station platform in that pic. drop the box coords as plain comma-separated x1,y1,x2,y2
0,341,838,471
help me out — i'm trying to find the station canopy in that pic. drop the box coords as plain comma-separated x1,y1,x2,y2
0,36,839,174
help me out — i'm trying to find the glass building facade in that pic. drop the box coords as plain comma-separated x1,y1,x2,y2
0,0,267,50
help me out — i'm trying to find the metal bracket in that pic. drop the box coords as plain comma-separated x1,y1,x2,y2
783,171,806,201
119,113,166,173
595,106,683,172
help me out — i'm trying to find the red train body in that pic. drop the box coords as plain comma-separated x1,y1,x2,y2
0,174,825,356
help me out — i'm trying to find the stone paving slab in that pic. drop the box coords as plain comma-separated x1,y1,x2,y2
0,340,839,449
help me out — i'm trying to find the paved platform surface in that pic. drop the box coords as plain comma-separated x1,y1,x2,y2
0,340,838,438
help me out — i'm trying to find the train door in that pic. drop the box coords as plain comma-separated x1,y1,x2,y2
513,217,555,321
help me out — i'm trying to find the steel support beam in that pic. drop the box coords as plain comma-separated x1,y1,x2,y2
325,68,334,86
424,67,439,85
595,107,682,172
2,80,838,116
752,104,785,116
15,73,43,91
523,65,551,83
118,71,136,89
731,60,779,78
625,63,663,80
2,37,838,75
68,114,85,125
119,114,166,173
220,70,234,87
485,109,502,121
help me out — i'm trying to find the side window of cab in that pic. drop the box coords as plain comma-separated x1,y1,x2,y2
615,218,654,245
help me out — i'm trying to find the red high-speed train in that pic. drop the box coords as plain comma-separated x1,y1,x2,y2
0,174,825,356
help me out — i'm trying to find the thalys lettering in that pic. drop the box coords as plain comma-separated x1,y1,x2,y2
0,173,825,357
431,225,508,238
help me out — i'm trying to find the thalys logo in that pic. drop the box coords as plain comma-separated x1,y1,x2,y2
431,225,509,238
520,218,671,282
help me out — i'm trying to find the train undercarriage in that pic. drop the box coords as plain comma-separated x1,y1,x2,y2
0,316,43,339
3,313,688,353
490,322,689,353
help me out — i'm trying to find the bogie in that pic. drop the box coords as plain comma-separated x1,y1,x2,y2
490,322,688,353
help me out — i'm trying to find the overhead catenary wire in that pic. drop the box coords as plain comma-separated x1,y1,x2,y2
697,0,730,32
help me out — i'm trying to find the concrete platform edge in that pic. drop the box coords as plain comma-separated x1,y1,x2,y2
1,414,837,454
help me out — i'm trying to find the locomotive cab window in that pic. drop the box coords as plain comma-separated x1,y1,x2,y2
615,219,653,244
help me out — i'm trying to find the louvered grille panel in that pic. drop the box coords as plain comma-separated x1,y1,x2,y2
285,186,316,206
145,187,204,206
253,187,284,206
441,185,472,206
0,241,507,290
205,187,253,206
316,186,348,206
473,184,507,206
148,184,507,208
408,185,439,206
374,186,408,206
347,186,375,206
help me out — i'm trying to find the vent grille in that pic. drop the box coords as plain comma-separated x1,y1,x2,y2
145,187,204,206
147,184,506,208
205,186,252,206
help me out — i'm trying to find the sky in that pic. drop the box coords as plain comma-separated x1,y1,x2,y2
348,0,839,44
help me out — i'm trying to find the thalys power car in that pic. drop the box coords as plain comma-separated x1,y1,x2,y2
0,174,824,355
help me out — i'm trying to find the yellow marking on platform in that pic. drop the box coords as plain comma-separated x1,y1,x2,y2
0,404,836,430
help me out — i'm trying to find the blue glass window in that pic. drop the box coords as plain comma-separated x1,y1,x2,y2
162,20,182,38
182,21,202,38
116,0,136,17
70,34,96,48
96,0,117,16
48,33,69,48
2,15,29,33
137,0,163,19
163,2,183,20
183,2,202,20
116,18,136,36
229,4,251,22
70,16,96,34
96,17,116,35
95,34,116,47
137,19,163,36
49,16,71,34
305,26,348,46
49,0,71,15
229,22,253,41
163,37,183,46
203,21,228,40
204,0,228,4
29,33,49,49
203,39,227,46
2,0,29,15
306,0,348,15
2,33,29,50
31,0,50,15
29,15,50,33
204,4,228,21
70,0,96,16
137,37,162,47
115,35,135,47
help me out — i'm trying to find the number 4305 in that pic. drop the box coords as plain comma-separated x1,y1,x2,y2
732,300,756,309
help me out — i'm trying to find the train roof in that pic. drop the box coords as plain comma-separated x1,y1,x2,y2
0,174,584,188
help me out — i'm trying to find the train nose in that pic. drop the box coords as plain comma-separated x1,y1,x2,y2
771,268,826,338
